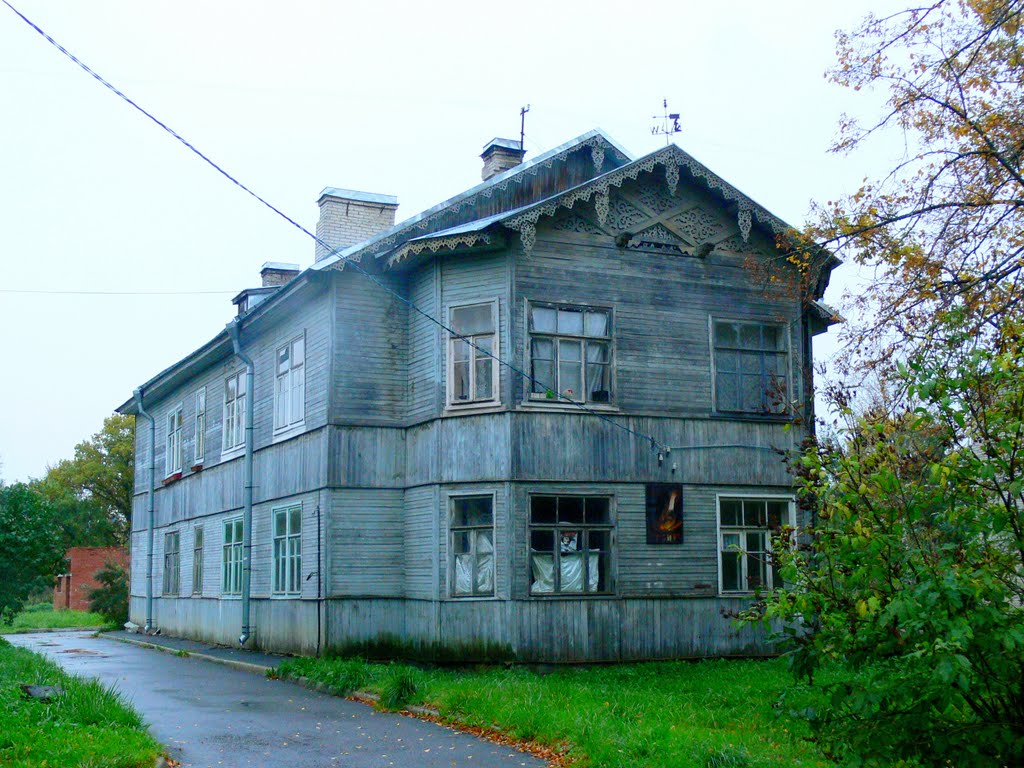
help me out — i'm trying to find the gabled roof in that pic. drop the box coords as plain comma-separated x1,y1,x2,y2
312,129,633,271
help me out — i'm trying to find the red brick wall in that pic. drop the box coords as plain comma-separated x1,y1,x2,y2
53,547,130,612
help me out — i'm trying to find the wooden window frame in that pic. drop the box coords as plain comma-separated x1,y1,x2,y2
222,370,247,455
165,404,184,478
273,335,306,435
715,494,795,595
710,318,791,416
192,526,204,596
448,493,496,598
193,388,206,466
271,504,302,596
221,517,243,596
526,301,613,405
528,494,614,596
162,530,180,596
446,300,500,409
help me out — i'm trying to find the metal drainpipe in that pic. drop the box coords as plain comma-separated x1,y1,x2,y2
228,320,255,647
133,387,156,633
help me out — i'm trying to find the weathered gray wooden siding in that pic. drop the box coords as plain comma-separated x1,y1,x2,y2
331,270,407,425
327,426,405,488
403,485,437,600
510,178,805,414
328,488,404,597
406,262,441,422
405,413,511,487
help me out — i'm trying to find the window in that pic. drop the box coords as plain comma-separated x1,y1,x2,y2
529,495,612,594
272,505,302,595
194,388,206,465
448,302,499,406
162,531,180,595
222,518,243,595
223,371,246,452
718,497,792,593
713,321,789,414
528,303,611,403
274,336,305,432
450,496,494,597
165,405,183,477
192,527,204,595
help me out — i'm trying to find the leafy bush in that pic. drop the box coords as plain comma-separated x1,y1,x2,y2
88,562,128,626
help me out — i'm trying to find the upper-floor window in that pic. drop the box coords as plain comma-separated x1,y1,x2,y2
194,388,206,465
529,495,612,595
165,405,183,477
223,371,246,452
528,303,611,403
448,302,499,406
450,495,494,597
713,320,789,415
274,336,305,432
718,497,793,593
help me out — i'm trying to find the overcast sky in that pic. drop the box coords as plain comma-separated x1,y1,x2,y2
0,0,903,482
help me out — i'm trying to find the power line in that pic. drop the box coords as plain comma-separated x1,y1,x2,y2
0,289,236,296
1,0,675,454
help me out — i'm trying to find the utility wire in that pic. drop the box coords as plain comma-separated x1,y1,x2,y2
1,288,236,295
1,1,676,454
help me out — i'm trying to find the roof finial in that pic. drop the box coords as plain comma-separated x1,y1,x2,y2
651,98,681,146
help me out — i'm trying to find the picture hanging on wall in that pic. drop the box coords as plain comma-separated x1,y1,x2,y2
646,483,683,544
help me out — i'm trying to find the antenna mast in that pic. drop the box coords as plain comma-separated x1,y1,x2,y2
520,104,531,152
651,98,681,145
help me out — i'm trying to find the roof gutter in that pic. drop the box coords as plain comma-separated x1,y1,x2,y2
227,319,255,648
133,387,157,633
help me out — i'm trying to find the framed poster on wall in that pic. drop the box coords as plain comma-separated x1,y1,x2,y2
646,483,683,544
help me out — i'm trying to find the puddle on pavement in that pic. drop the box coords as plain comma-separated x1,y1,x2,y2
58,648,108,657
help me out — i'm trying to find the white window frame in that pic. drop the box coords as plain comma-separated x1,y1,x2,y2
710,318,791,415
274,335,306,435
222,517,243,596
526,301,613,404
715,493,795,595
192,526,204,596
165,405,184,478
223,370,247,455
446,299,500,408
272,504,302,596
528,494,614,596
162,530,180,595
194,388,206,466
448,493,496,598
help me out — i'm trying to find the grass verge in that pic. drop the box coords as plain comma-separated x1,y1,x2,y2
1,604,111,634
276,655,827,767
0,636,163,767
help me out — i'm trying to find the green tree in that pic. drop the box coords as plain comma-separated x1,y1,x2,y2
88,562,129,627
36,413,135,549
0,483,64,624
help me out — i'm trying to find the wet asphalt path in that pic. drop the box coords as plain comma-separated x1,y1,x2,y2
8,631,544,768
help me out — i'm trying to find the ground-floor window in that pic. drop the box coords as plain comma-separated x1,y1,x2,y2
272,505,302,595
222,518,243,595
450,495,494,596
192,527,204,595
718,496,792,593
529,495,612,594
162,531,180,595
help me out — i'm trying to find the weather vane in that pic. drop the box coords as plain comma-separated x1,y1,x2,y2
651,99,681,145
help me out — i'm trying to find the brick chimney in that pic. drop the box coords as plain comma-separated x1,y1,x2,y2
260,262,300,287
481,138,526,181
315,188,399,262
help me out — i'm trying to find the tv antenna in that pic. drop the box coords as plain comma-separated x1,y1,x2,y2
651,98,681,145
520,104,531,152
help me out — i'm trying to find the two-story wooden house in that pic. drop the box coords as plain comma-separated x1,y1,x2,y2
117,130,837,661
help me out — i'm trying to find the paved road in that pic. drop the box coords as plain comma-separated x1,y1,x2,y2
8,631,544,768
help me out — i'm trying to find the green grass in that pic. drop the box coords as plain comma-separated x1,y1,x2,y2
1,606,110,634
0,637,163,767
277,655,829,767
